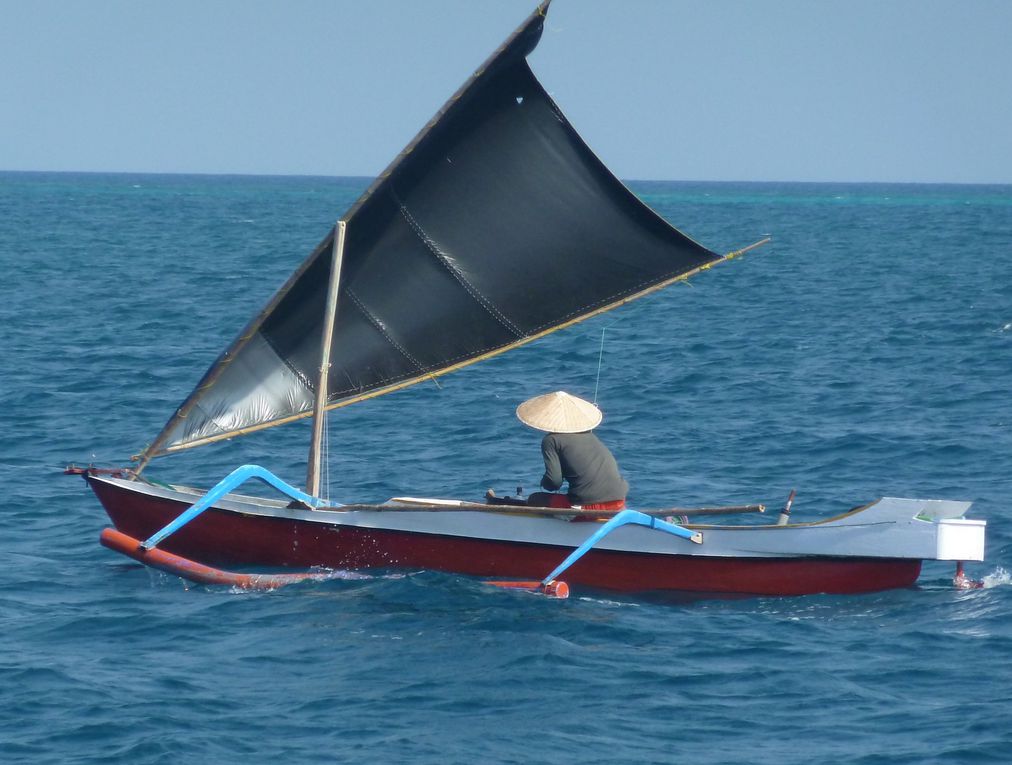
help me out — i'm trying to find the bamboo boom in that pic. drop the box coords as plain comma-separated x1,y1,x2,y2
306,221,347,498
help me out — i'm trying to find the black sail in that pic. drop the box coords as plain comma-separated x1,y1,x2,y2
146,1,719,457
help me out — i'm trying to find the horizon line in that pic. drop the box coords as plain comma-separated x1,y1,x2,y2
3,168,1011,188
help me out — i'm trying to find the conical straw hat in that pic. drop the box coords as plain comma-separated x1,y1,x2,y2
516,391,603,433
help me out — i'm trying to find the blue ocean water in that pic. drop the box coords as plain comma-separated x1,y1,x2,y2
2,172,1011,764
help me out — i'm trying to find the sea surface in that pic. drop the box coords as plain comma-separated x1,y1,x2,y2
2,172,1010,764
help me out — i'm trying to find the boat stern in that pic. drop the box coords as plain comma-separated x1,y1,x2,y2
906,498,987,562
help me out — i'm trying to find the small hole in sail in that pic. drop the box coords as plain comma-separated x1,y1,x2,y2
516,96,524,105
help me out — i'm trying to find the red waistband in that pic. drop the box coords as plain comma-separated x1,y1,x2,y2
538,494,626,511
574,499,626,511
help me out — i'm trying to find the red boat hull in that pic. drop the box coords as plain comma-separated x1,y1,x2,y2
87,476,923,596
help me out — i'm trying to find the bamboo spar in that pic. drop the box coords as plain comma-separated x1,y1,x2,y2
306,221,347,499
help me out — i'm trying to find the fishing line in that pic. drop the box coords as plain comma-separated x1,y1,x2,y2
588,259,738,405
592,317,624,405
593,327,609,405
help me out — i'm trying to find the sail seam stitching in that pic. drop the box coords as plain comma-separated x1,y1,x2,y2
394,193,524,338
184,401,233,441
345,288,428,373
259,331,315,392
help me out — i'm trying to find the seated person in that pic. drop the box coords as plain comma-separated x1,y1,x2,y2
516,391,628,511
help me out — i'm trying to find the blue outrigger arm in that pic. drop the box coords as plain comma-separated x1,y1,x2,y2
540,509,703,587
140,464,326,551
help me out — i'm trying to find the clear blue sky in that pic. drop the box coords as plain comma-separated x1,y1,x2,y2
3,0,1010,183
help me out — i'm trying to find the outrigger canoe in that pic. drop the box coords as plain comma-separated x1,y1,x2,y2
73,2,987,597
77,468,985,596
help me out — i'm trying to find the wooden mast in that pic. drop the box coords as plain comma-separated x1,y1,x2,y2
306,220,346,498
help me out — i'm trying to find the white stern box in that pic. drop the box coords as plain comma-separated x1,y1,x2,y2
936,518,986,561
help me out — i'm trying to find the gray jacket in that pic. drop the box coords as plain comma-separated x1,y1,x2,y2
540,431,629,504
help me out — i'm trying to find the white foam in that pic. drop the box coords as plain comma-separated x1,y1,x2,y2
981,566,1011,588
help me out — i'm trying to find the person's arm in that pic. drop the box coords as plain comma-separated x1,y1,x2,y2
540,434,563,491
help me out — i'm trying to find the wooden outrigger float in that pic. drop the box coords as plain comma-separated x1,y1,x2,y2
74,2,986,597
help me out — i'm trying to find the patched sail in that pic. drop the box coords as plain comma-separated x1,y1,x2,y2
142,0,719,460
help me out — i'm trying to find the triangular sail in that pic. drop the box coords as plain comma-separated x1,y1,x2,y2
140,1,720,461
